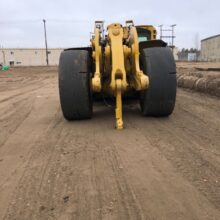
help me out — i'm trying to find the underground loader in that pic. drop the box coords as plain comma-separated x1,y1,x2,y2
58,21,176,129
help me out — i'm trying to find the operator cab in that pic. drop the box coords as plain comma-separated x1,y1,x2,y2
136,25,157,42
137,28,151,42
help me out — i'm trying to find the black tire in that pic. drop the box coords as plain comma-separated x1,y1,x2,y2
59,50,92,120
140,47,176,116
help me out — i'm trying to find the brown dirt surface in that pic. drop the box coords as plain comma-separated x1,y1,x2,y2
177,61,220,69
0,66,219,220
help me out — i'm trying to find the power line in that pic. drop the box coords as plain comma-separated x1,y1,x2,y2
0,19,42,24
0,19,90,24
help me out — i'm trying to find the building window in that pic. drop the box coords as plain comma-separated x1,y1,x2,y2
10,51,14,55
9,61,14,66
16,61,22,64
47,51,51,54
35,51,38,55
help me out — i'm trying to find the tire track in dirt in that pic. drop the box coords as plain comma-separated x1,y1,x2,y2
91,130,146,220
4,117,147,220
0,96,34,148
4,114,66,220
0,78,46,104
0,70,59,219
1,67,219,220
0,75,56,149
123,91,220,211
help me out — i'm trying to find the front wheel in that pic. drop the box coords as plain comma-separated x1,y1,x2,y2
140,47,176,116
59,50,93,120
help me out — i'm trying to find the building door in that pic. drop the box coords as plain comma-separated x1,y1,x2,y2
9,61,14,66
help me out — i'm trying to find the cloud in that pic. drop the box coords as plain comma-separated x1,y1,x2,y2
0,0,219,49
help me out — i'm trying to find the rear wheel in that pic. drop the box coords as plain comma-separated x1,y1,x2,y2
140,47,176,116
59,50,92,120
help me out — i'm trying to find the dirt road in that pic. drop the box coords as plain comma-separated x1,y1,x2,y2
0,67,219,220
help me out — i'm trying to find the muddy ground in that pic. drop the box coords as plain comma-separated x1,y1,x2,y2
0,66,219,220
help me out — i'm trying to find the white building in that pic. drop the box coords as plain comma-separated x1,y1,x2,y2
1,46,179,67
188,53,197,61
0,48,64,66
200,34,220,61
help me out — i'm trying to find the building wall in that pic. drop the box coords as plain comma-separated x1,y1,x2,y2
201,35,220,61
0,47,180,66
0,48,64,66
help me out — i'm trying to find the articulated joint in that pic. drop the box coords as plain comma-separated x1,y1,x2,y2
92,74,101,92
139,72,149,90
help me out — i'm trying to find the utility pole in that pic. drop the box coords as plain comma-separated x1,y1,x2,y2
43,19,49,65
158,24,176,52
171,24,177,51
158,25,163,40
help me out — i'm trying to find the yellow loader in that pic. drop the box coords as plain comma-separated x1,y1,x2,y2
58,21,176,129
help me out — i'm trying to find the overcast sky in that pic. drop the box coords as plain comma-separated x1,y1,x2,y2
0,0,219,49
